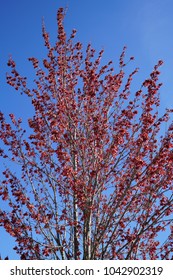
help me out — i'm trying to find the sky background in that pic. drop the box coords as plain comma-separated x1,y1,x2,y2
1,0,173,259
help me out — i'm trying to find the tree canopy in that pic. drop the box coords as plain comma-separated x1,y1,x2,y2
0,8,173,259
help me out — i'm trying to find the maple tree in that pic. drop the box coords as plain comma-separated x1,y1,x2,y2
0,8,173,260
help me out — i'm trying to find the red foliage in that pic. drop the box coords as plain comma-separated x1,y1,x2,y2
0,8,173,260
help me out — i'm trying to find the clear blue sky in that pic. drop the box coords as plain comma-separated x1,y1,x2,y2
0,0,173,259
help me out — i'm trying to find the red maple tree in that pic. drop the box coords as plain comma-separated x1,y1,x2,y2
0,8,173,260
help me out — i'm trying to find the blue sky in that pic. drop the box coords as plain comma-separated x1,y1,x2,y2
0,0,173,259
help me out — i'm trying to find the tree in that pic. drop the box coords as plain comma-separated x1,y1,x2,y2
0,8,173,260
0,255,8,260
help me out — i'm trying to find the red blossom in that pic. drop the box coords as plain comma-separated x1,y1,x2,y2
0,7,173,260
